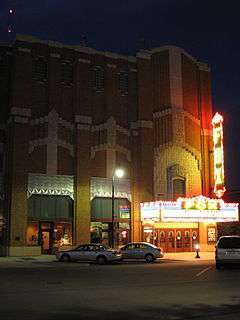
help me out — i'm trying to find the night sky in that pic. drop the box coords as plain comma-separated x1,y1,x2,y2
0,0,240,190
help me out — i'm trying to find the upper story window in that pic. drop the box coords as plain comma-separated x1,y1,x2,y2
118,71,128,95
33,57,47,82
61,61,73,85
94,66,104,92
172,177,186,200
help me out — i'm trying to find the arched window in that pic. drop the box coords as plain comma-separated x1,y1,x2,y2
160,231,165,238
185,231,190,238
168,231,174,238
176,231,182,240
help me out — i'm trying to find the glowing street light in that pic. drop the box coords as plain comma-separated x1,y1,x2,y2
111,168,125,248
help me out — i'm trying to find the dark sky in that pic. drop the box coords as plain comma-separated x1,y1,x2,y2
0,0,240,190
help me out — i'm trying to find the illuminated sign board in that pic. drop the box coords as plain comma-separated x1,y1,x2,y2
140,196,238,223
212,112,226,198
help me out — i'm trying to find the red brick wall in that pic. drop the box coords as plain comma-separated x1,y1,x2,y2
29,146,46,174
57,146,73,175
152,51,171,111
184,117,201,151
182,54,199,118
199,70,213,130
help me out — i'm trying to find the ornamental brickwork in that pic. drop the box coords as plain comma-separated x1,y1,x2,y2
0,35,213,255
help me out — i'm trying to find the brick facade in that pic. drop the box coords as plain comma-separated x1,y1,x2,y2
0,35,213,255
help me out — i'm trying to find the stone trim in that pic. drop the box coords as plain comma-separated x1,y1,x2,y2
116,125,130,136
18,47,31,53
130,120,153,129
91,144,131,162
11,107,31,117
29,137,74,156
78,58,91,64
13,116,29,124
90,177,131,202
155,142,201,166
197,62,210,72
28,173,74,199
50,53,60,58
107,63,117,69
130,68,137,72
30,116,48,125
92,118,130,136
30,114,73,130
151,45,197,63
16,34,136,63
77,124,91,131
75,115,92,124
136,51,151,60
153,108,172,119
183,109,200,126
58,118,74,130
153,107,200,126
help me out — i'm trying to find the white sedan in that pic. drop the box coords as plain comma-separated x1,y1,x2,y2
56,244,122,265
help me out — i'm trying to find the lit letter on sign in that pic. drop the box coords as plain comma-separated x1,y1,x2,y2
212,112,226,198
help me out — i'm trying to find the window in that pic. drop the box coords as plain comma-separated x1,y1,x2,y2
218,237,240,249
125,244,135,250
94,66,104,92
33,57,47,82
118,71,128,95
61,61,73,85
160,231,165,238
172,178,186,200
76,245,85,251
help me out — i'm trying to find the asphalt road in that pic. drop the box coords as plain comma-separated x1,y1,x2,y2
0,259,240,320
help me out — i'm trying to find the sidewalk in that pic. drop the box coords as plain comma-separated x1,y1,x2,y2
0,252,215,263
164,251,214,261
0,255,57,263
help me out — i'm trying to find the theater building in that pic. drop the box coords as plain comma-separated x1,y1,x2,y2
0,34,223,255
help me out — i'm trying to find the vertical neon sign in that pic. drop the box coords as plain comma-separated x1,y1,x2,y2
212,112,226,198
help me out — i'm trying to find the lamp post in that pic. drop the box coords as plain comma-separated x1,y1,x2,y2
111,168,124,248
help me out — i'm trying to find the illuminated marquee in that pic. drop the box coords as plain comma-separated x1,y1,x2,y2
212,112,226,198
140,196,238,223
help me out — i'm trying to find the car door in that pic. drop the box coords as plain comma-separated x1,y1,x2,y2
136,244,148,259
86,245,99,261
121,243,137,259
70,245,86,261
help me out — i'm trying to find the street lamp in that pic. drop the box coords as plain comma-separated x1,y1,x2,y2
111,168,124,248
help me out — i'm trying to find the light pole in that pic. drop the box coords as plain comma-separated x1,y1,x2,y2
111,168,124,248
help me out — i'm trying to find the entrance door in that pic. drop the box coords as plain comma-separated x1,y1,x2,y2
41,230,50,254
154,228,199,253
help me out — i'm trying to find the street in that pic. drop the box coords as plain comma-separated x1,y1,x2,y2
0,258,240,320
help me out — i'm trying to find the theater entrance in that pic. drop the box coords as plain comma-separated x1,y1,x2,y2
143,226,199,253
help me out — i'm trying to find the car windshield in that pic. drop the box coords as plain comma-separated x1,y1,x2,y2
218,237,240,249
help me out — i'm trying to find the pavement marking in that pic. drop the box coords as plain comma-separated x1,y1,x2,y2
195,266,212,277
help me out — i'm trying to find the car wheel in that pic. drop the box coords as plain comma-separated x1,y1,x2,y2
97,255,107,265
145,254,154,263
60,254,71,262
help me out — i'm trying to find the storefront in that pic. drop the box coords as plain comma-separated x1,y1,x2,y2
91,197,131,246
27,194,73,254
141,196,239,252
